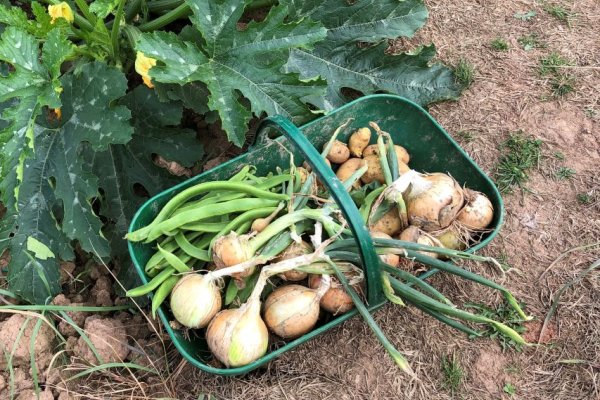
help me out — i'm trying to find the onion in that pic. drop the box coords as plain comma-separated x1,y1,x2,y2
212,232,253,279
263,284,321,338
308,265,363,315
398,226,442,259
206,300,269,367
403,173,464,231
370,231,400,267
456,189,494,230
273,241,312,281
170,274,221,328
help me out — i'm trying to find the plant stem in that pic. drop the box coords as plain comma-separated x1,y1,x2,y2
111,0,126,68
248,209,340,254
138,2,190,31
125,0,144,22
73,0,97,25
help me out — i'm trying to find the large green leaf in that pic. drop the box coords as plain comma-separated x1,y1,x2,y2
87,85,203,262
283,0,429,42
1,62,132,303
282,0,461,108
287,43,461,109
136,0,327,146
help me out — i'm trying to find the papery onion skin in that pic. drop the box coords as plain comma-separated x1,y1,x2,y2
212,232,253,279
308,275,354,315
456,189,494,230
263,285,320,339
370,231,400,267
206,303,269,367
170,274,221,329
405,173,464,231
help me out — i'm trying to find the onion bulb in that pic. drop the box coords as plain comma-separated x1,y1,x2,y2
456,189,494,230
170,274,221,328
308,265,363,315
398,226,442,259
263,285,320,338
273,241,312,281
370,231,400,267
403,173,464,231
206,300,268,367
212,232,253,279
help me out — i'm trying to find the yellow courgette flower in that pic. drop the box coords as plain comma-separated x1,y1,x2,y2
135,52,157,88
48,2,74,24
53,108,62,120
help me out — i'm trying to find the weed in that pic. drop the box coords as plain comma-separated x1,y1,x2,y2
454,58,475,87
550,74,575,97
539,52,575,97
441,353,463,396
494,132,543,193
544,4,573,24
465,301,527,351
553,151,565,160
555,166,576,180
577,193,592,204
539,52,570,76
504,383,517,395
584,107,598,119
456,130,475,143
514,10,536,21
518,34,544,51
491,38,509,51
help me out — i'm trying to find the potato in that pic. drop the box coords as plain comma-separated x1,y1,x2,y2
370,231,400,267
336,158,366,189
348,127,372,157
369,209,402,236
302,158,331,172
324,140,350,164
398,226,439,259
361,154,385,184
363,144,410,165
295,167,309,184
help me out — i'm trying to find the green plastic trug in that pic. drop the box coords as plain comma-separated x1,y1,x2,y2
127,94,504,376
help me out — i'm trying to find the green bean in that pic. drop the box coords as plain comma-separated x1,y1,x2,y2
157,245,191,273
235,220,252,235
126,267,174,297
171,221,229,233
151,275,179,318
145,232,202,275
127,182,289,242
175,232,211,261
146,198,282,242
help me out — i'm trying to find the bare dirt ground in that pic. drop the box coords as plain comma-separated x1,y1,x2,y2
1,0,599,399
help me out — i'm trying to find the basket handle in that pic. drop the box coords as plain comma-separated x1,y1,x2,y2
256,116,383,304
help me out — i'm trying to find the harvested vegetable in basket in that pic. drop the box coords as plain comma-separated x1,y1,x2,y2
126,119,529,372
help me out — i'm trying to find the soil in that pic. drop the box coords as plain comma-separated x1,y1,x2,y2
1,0,599,399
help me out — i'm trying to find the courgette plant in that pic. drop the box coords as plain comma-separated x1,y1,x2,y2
0,0,462,303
